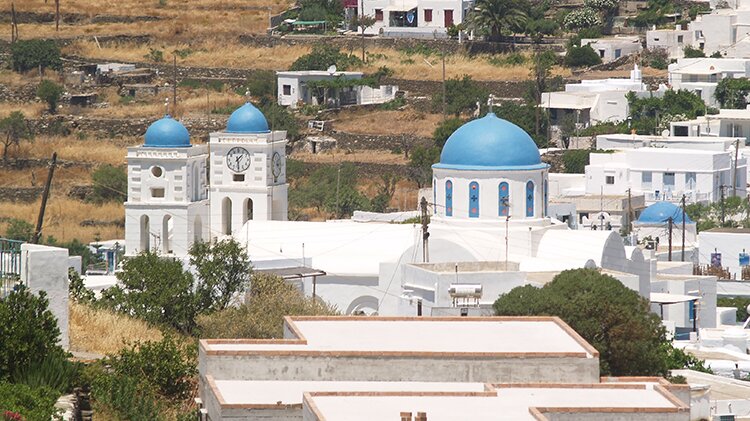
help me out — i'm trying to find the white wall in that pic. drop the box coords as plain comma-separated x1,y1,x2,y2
21,244,69,350
699,230,750,279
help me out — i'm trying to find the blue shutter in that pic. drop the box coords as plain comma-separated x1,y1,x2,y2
445,180,453,217
469,181,479,218
499,182,509,217
526,181,534,217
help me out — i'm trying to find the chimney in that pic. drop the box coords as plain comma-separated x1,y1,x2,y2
415,413,427,421
400,412,412,421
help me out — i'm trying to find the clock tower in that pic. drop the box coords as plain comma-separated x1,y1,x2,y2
208,102,288,237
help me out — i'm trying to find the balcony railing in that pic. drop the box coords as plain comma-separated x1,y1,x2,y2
0,238,24,298
644,190,710,203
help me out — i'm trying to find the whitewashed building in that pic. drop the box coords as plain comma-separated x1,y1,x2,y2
277,71,398,109
647,10,750,59
646,25,693,59
668,58,750,107
357,0,473,37
671,108,750,143
699,228,750,280
582,36,643,63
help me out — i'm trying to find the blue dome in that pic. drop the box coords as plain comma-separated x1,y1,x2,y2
638,202,693,224
144,116,191,148
434,113,546,170
226,102,270,133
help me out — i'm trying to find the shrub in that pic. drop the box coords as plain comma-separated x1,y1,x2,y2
69,268,96,303
91,372,166,421
683,45,705,58
562,149,592,173
432,75,488,116
564,44,602,67
0,111,33,161
563,8,602,30
0,382,60,421
12,354,80,394
290,44,362,71
433,117,465,148
37,80,64,114
237,70,276,100
4,218,34,242
189,238,253,313
10,39,62,73
144,48,165,63
718,296,750,322
90,164,127,203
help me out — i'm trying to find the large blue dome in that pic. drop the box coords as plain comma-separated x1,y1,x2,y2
638,201,693,224
433,113,545,170
226,102,270,133
144,116,191,148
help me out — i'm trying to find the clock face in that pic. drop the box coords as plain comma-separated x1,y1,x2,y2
226,147,251,173
272,151,283,179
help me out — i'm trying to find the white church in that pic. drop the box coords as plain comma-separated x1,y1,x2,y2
121,104,717,334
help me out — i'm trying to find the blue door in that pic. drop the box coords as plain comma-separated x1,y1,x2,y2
499,182,509,217
469,181,479,218
526,181,534,217
445,180,453,217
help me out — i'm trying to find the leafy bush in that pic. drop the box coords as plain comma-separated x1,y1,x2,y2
90,164,127,203
433,117,465,148
260,102,301,140
290,44,362,71
10,39,62,73
189,238,252,313
0,111,33,161
37,80,64,114
289,162,371,217
91,372,166,421
0,286,65,380
683,45,705,58
4,218,33,242
718,296,750,321
563,8,602,30
197,273,337,339
715,77,750,109
562,149,592,173
584,0,617,9
378,97,406,110
69,268,96,303
108,336,196,400
0,382,60,421
432,75,488,116
407,145,441,188
564,44,602,67
144,48,165,63
237,70,276,100
12,354,80,394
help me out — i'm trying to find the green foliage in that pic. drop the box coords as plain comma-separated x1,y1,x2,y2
0,382,60,421
189,238,252,313
298,0,344,25
467,0,528,40
91,371,166,421
36,80,64,114
715,77,750,109
494,268,672,376
0,111,33,161
631,0,676,27
197,273,337,339
99,251,197,333
4,218,34,242
398,44,442,57
12,354,80,394
90,164,128,203
144,48,165,63
564,44,602,67
665,346,713,373
289,163,370,217
488,52,527,67
237,70,276,99
10,39,62,73
377,96,406,110
290,44,362,71
172,48,193,59
718,297,750,322
494,101,547,147
686,196,750,231
407,145,440,188
563,8,602,30
578,121,629,136
69,268,96,304
710,51,724,58
108,336,196,399
433,117,465,148
371,173,399,212
432,75,488,116
260,102,301,140
628,90,706,134
179,78,223,92
562,149,592,173
584,0,617,9
683,45,705,58
0,286,65,381
643,48,668,70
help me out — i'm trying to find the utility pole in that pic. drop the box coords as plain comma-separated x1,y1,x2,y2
441,49,446,121
420,197,430,262
734,138,740,197
599,186,604,230
32,153,57,244
55,0,60,32
681,194,686,262
626,188,633,235
172,54,178,111
10,3,18,43
667,216,673,262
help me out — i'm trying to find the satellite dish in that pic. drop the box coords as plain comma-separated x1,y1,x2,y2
327,65,337,75
661,129,670,137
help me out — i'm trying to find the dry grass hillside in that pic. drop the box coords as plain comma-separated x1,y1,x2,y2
69,302,163,355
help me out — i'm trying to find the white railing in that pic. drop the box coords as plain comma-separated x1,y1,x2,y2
644,190,710,203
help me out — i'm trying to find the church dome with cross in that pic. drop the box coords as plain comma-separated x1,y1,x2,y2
226,102,270,133
431,113,550,221
144,115,191,148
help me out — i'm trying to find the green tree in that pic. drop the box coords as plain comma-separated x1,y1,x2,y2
467,0,528,41
683,45,705,58
290,44,362,71
10,39,62,73
407,145,440,188
189,238,253,313
352,14,377,61
371,173,399,212
564,44,602,67
259,102,301,140
432,75,488,116
99,251,197,333
715,77,750,109
0,286,65,380
0,382,60,421
527,50,559,136
68,268,95,303
197,273,337,339
290,163,370,217
562,149,592,173
37,80,64,114
494,268,672,376
0,111,33,161
91,164,128,203
4,218,34,242
628,90,706,134
433,117,465,148
718,297,750,322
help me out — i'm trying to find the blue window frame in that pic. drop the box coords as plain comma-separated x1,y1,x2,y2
445,180,453,217
543,179,548,217
469,181,479,218
526,181,534,217
499,182,509,217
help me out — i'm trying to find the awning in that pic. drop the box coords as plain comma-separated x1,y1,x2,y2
256,266,326,280
385,0,418,11
650,292,699,305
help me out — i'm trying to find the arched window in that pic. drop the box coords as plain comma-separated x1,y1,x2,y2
162,215,173,254
469,181,479,218
544,179,548,217
526,181,535,217
445,180,453,217
140,215,150,252
222,197,232,235
192,163,201,201
244,198,254,224
498,182,509,217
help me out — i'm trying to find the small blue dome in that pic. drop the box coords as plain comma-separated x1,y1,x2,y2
434,113,545,170
638,202,693,224
144,116,191,148
226,102,270,133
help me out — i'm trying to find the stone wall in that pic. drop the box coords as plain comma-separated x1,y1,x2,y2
330,131,433,151
29,115,228,140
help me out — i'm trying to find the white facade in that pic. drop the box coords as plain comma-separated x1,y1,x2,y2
671,108,750,145
699,228,750,279
582,36,642,63
647,25,693,59
277,71,398,109
124,143,209,256
208,130,288,237
647,10,750,59
358,0,473,37
668,58,750,107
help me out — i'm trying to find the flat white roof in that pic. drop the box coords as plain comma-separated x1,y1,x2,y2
276,70,363,77
201,317,598,357
304,383,687,421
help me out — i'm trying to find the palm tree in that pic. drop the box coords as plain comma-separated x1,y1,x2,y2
467,0,528,42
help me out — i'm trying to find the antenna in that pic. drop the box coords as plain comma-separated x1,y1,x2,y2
164,97,170,116
327,65,337,75
487,94,494,113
